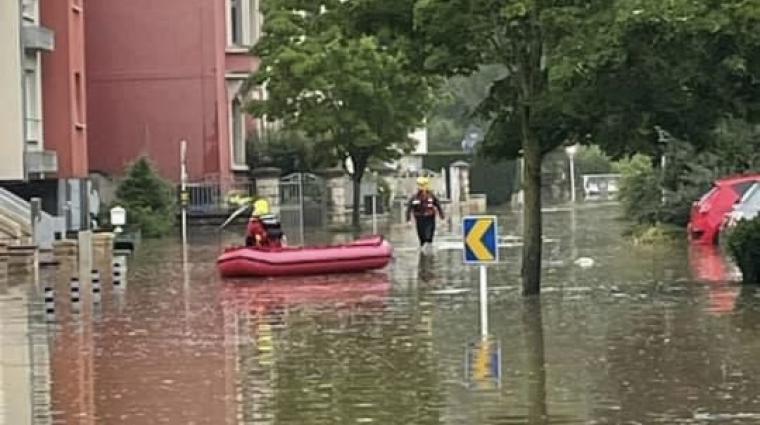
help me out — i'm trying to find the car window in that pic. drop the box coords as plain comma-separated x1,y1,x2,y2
732,181,758,197
698,187,718,205
739,184,760,212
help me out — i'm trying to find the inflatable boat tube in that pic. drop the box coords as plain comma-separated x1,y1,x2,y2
217,235,393,278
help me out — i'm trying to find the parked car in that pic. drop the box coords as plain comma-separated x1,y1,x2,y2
722,182,760,231
688,174,760,244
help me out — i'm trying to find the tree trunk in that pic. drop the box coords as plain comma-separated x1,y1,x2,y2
522,124,543,295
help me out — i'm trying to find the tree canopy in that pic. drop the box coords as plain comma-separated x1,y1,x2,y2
406,0,760,293
251,0,760,292
250,0,432,226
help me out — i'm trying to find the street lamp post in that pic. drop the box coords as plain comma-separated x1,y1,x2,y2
565,144,580,203
654,126,670,205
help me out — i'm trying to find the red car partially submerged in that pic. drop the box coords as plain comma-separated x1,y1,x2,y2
688,173,760,244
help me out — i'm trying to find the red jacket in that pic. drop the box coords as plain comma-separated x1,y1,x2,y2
246,217,283,248
406,191,444,221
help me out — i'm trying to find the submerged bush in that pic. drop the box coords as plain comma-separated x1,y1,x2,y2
615,120,760,228
727,217,760,284
625,223,682,246
115,157,176,238
615,154,662,225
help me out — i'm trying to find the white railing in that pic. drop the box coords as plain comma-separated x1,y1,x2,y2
0,187,64,248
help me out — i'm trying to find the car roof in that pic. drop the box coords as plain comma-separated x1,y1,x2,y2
716,173,760,187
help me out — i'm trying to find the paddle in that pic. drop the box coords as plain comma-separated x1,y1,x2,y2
218,195,253,230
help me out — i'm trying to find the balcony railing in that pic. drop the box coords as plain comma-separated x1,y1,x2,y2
21,24,54,51
24,150,58,176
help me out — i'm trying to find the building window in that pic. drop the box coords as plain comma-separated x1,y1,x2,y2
230,0,244,46
22,0,38,23
231,97,246,167
228,0,261,47
74,72,84,125
24,54,42,149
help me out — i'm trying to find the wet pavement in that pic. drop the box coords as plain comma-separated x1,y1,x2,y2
4,204,760,424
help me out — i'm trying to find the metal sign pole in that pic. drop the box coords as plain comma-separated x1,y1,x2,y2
569,155,576,203
480,264,488,339
180,140,188,261
372,195,377,234
298,173,305,246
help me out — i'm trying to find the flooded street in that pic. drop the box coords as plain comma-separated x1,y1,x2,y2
4,204,760,424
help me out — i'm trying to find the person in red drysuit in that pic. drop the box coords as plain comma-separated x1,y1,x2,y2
245,199,284,248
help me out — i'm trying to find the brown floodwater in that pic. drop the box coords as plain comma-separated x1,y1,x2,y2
9,204,760,424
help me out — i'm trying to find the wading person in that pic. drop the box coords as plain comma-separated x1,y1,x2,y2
246,199,284,248
406,177,445,252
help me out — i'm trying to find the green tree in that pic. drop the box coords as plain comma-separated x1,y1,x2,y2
428,65,507,151
410,0,760,294
567,0,760,158
250,1,431,228
413,0,614,294
247,129,333,175
115,157,176,238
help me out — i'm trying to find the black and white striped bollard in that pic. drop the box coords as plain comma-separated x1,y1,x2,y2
112,262,122,287
44,283,55,318
91,269,102,302
70,276,81,307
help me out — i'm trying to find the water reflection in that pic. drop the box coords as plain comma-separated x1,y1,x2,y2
222,272,444,425
418,252,436,283
688,244,741,314
8,205,760,424
522,299,547,425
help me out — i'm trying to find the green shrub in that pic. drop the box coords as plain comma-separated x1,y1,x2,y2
613,120,760,228
624,223,682,246
115,157,176,238
575,145,613,175
727,217,760,284
615,154,662,225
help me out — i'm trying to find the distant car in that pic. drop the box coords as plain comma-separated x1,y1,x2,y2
722,182,760,231
688,174,760,245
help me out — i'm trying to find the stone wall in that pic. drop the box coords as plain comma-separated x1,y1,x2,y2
322,169,349,225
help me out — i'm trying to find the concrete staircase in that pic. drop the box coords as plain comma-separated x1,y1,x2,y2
0,187,64,249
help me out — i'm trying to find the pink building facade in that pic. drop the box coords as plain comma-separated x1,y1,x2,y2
85,0,261,183
41,0,88,179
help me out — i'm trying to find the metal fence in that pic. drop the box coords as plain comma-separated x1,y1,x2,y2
184,181,254,216
280,173,326,243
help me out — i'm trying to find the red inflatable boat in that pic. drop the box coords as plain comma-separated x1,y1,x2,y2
217,235,393,278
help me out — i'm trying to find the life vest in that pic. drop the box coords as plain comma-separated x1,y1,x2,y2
260,214,283,241
411,192,438,217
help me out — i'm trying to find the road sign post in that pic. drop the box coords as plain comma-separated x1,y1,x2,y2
463,216,498,339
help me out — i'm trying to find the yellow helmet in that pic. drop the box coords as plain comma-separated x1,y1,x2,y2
252,198,270,217
417,176,431,189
